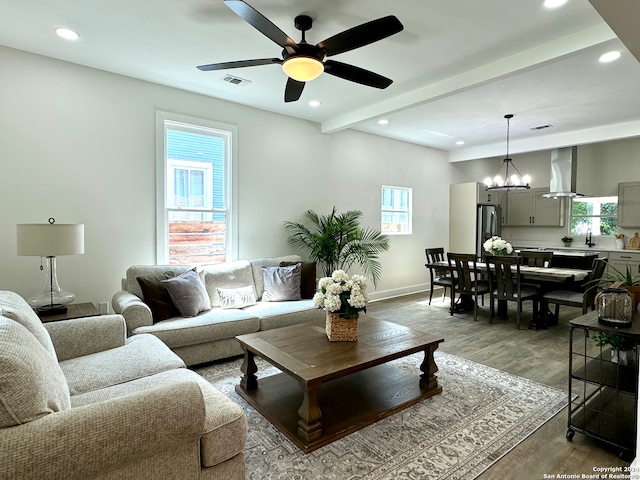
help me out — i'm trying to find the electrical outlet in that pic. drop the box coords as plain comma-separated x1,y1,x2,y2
99,302,109,314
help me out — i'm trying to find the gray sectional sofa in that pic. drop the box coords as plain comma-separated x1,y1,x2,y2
0,290,246,480
112,255,325,366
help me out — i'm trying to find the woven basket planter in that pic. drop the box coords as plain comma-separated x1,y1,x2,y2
325,312,358,342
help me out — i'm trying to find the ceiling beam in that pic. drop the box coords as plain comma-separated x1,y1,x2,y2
320,24,617,135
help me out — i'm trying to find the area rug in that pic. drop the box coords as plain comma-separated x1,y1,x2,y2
195,351,567,480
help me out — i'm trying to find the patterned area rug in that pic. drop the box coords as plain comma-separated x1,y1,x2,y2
195,351,567,480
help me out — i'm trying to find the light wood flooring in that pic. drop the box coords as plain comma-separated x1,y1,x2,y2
366,289,632,479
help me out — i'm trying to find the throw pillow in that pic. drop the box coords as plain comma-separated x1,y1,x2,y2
217,285,258,309
280,261,317,299
262,264,302,302
137,272,181,322
0,317,71,428
162,268,212,317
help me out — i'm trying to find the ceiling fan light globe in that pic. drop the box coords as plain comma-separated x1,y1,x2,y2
282,57,324,82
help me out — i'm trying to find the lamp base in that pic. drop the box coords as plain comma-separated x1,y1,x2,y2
37,303,68,316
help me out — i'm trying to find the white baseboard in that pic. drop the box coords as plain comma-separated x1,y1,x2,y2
368,283,431,302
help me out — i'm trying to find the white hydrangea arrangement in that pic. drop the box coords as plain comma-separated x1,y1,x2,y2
313,270,368,320
483,236,514,256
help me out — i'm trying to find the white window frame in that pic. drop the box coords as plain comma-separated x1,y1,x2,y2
155,110,238,264
381,185,412,235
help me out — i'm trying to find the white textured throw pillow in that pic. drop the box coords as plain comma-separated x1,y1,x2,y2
262,264,302,302
217,285,258,309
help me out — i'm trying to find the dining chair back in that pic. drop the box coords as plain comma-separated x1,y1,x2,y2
485,255,540,329
425,248,453,304
542,258,609,326
447,252,490,321
519,250,553,268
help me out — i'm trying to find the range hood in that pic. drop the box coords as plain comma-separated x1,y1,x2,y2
542,146,584,198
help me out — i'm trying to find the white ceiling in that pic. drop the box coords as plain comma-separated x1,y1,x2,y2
1,0,640,161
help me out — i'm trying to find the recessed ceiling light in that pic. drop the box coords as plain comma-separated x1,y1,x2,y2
456,141,465,146
599,51,621,63
378,119,389,125
55,27,79,40
543,0,567,8
308,100,321,107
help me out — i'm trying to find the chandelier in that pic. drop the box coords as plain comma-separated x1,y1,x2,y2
484,114,531,191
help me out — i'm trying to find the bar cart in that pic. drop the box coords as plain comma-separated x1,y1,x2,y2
568,310,640,460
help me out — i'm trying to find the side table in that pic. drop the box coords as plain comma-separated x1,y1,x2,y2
37,302,100,323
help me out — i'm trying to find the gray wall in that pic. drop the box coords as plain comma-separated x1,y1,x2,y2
0,46,453,305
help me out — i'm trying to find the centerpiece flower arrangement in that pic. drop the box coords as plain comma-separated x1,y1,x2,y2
483,236,514,256
313,270,368,320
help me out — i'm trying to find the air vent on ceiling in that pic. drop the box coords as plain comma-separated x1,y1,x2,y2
530,124,553,131
221,75,251,87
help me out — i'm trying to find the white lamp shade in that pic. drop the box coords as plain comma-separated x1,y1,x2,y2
17,223,85,256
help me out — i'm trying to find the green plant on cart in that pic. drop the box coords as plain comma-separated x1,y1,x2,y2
590,331,635,351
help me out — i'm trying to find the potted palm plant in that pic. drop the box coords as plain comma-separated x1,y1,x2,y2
283,207,390,287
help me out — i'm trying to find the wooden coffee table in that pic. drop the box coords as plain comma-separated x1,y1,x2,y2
235,317,444,453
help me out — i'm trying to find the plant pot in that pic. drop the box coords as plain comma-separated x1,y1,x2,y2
611,349,634,366
325,312,358,341
563,242,572,248
626,285,640,312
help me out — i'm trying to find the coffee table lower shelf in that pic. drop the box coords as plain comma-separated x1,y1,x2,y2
236,362,442,453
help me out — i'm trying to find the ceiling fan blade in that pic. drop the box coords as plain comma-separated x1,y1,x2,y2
224,0,298,51
197,58,282,71
284,78,305,102
324,60,393,89
317,15,403,57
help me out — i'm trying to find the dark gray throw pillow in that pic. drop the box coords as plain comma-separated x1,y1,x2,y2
262,264,302,302
137,272,180,322
161,268,211,317
279,261,317,299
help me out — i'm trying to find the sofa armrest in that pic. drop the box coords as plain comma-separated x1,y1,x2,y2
112,290,153,334
0,381,206,480
44,315,127,361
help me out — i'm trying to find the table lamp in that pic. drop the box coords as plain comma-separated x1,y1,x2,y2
17,218,85,316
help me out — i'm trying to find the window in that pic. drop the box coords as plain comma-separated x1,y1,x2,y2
156,111,237,265
570,196,618,236
381,186,412,234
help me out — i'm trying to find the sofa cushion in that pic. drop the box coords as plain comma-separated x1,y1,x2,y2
162,268,211,317
59,334,186,396
133,310,260,349
244,300,326,330
217,285,257,309
0,290,57,359
262,264,302,302
280,261,317,299
137,272,181,322
202,260,255,307
250,255,301,300
70,368,247,467
0,317,70,427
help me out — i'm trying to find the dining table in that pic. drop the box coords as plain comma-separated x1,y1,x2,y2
424,259,591,328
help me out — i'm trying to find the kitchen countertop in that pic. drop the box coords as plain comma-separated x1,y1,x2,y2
513,245,640,255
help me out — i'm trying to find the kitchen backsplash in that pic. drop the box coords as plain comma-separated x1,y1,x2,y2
501,226,640,251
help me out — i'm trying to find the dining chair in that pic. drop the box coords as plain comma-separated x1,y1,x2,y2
447,252,491,321
519,250,553,268
542,258,609,326
485,255,540,330
425,248,453,304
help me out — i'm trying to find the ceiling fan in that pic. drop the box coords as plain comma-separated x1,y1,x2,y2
197,0,404,102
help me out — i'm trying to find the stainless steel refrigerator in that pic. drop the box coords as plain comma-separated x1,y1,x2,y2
476,203,502,259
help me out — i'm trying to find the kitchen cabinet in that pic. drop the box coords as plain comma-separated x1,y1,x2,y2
608,251,640,278
619,182,640,227
480,189,508,225
506,187,564,227
567,310,640,459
